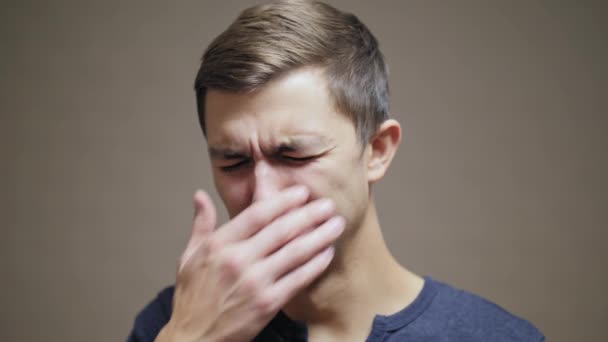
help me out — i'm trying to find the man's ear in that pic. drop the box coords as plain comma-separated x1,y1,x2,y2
367,119,401,183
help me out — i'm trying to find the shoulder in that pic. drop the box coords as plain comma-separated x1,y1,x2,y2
423,277,545,341
127,286,175,342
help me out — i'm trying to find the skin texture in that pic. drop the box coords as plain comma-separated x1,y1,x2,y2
157,67,424,342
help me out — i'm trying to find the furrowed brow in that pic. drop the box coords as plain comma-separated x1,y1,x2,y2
208,147,249,160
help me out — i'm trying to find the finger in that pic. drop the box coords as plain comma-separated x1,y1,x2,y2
243,198,337,260
258,215,344,281
214,185,309,244
192,190,217,236
181,190,217,268
270,245,336,306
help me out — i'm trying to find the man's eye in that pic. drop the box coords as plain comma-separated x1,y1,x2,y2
282,155,317,162
220,160,248,171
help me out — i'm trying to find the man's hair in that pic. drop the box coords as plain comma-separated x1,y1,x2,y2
194,0,390,143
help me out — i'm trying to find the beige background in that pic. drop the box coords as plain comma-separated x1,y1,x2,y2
2,1,607,341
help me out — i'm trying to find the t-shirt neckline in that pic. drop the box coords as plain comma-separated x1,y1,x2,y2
273,276,439,340
368,276,439,333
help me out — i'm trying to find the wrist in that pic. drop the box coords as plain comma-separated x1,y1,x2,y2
155,320,212,342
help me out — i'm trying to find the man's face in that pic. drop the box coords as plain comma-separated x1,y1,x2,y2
205,68,371,231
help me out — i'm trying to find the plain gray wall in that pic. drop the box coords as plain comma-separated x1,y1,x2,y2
2,1,606,341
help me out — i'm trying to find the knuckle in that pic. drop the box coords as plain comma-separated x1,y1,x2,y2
240,273,262,296
253,291,276,315
218,253,243,279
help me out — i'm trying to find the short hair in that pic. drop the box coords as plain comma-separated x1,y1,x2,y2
194,0,390,143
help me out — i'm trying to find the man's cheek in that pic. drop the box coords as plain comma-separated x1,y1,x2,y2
219,182,251,217
291,168,330,199
290,166,327,190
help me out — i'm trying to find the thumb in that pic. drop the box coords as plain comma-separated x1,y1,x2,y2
179,190,217,271
192,190,217,237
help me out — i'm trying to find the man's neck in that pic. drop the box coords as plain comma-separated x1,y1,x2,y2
282,200,424,340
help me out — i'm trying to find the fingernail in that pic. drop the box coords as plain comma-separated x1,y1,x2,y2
328,216,345,234
324,246,335,260
316,199,334,214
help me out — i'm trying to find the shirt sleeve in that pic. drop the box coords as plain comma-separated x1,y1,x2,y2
127,286,175,342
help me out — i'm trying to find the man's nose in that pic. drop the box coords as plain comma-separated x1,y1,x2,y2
252,160,283,203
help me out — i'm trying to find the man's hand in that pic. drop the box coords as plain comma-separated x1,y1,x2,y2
155,186,344,342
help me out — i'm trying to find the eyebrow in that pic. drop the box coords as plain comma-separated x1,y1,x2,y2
278,136,332,152
208,136,331,160
208,147,248,160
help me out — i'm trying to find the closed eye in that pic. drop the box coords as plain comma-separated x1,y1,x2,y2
219,154,321,171
220,159,249,172
281,155,319,163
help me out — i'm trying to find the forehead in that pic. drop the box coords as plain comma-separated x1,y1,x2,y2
204,68,355,147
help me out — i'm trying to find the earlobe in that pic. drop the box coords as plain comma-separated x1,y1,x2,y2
367,119,401,183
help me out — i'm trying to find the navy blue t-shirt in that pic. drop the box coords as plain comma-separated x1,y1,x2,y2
128,277,544,341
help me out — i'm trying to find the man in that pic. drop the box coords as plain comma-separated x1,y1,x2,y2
129,1,544,341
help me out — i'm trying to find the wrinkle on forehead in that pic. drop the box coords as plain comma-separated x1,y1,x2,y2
205,67,352,159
